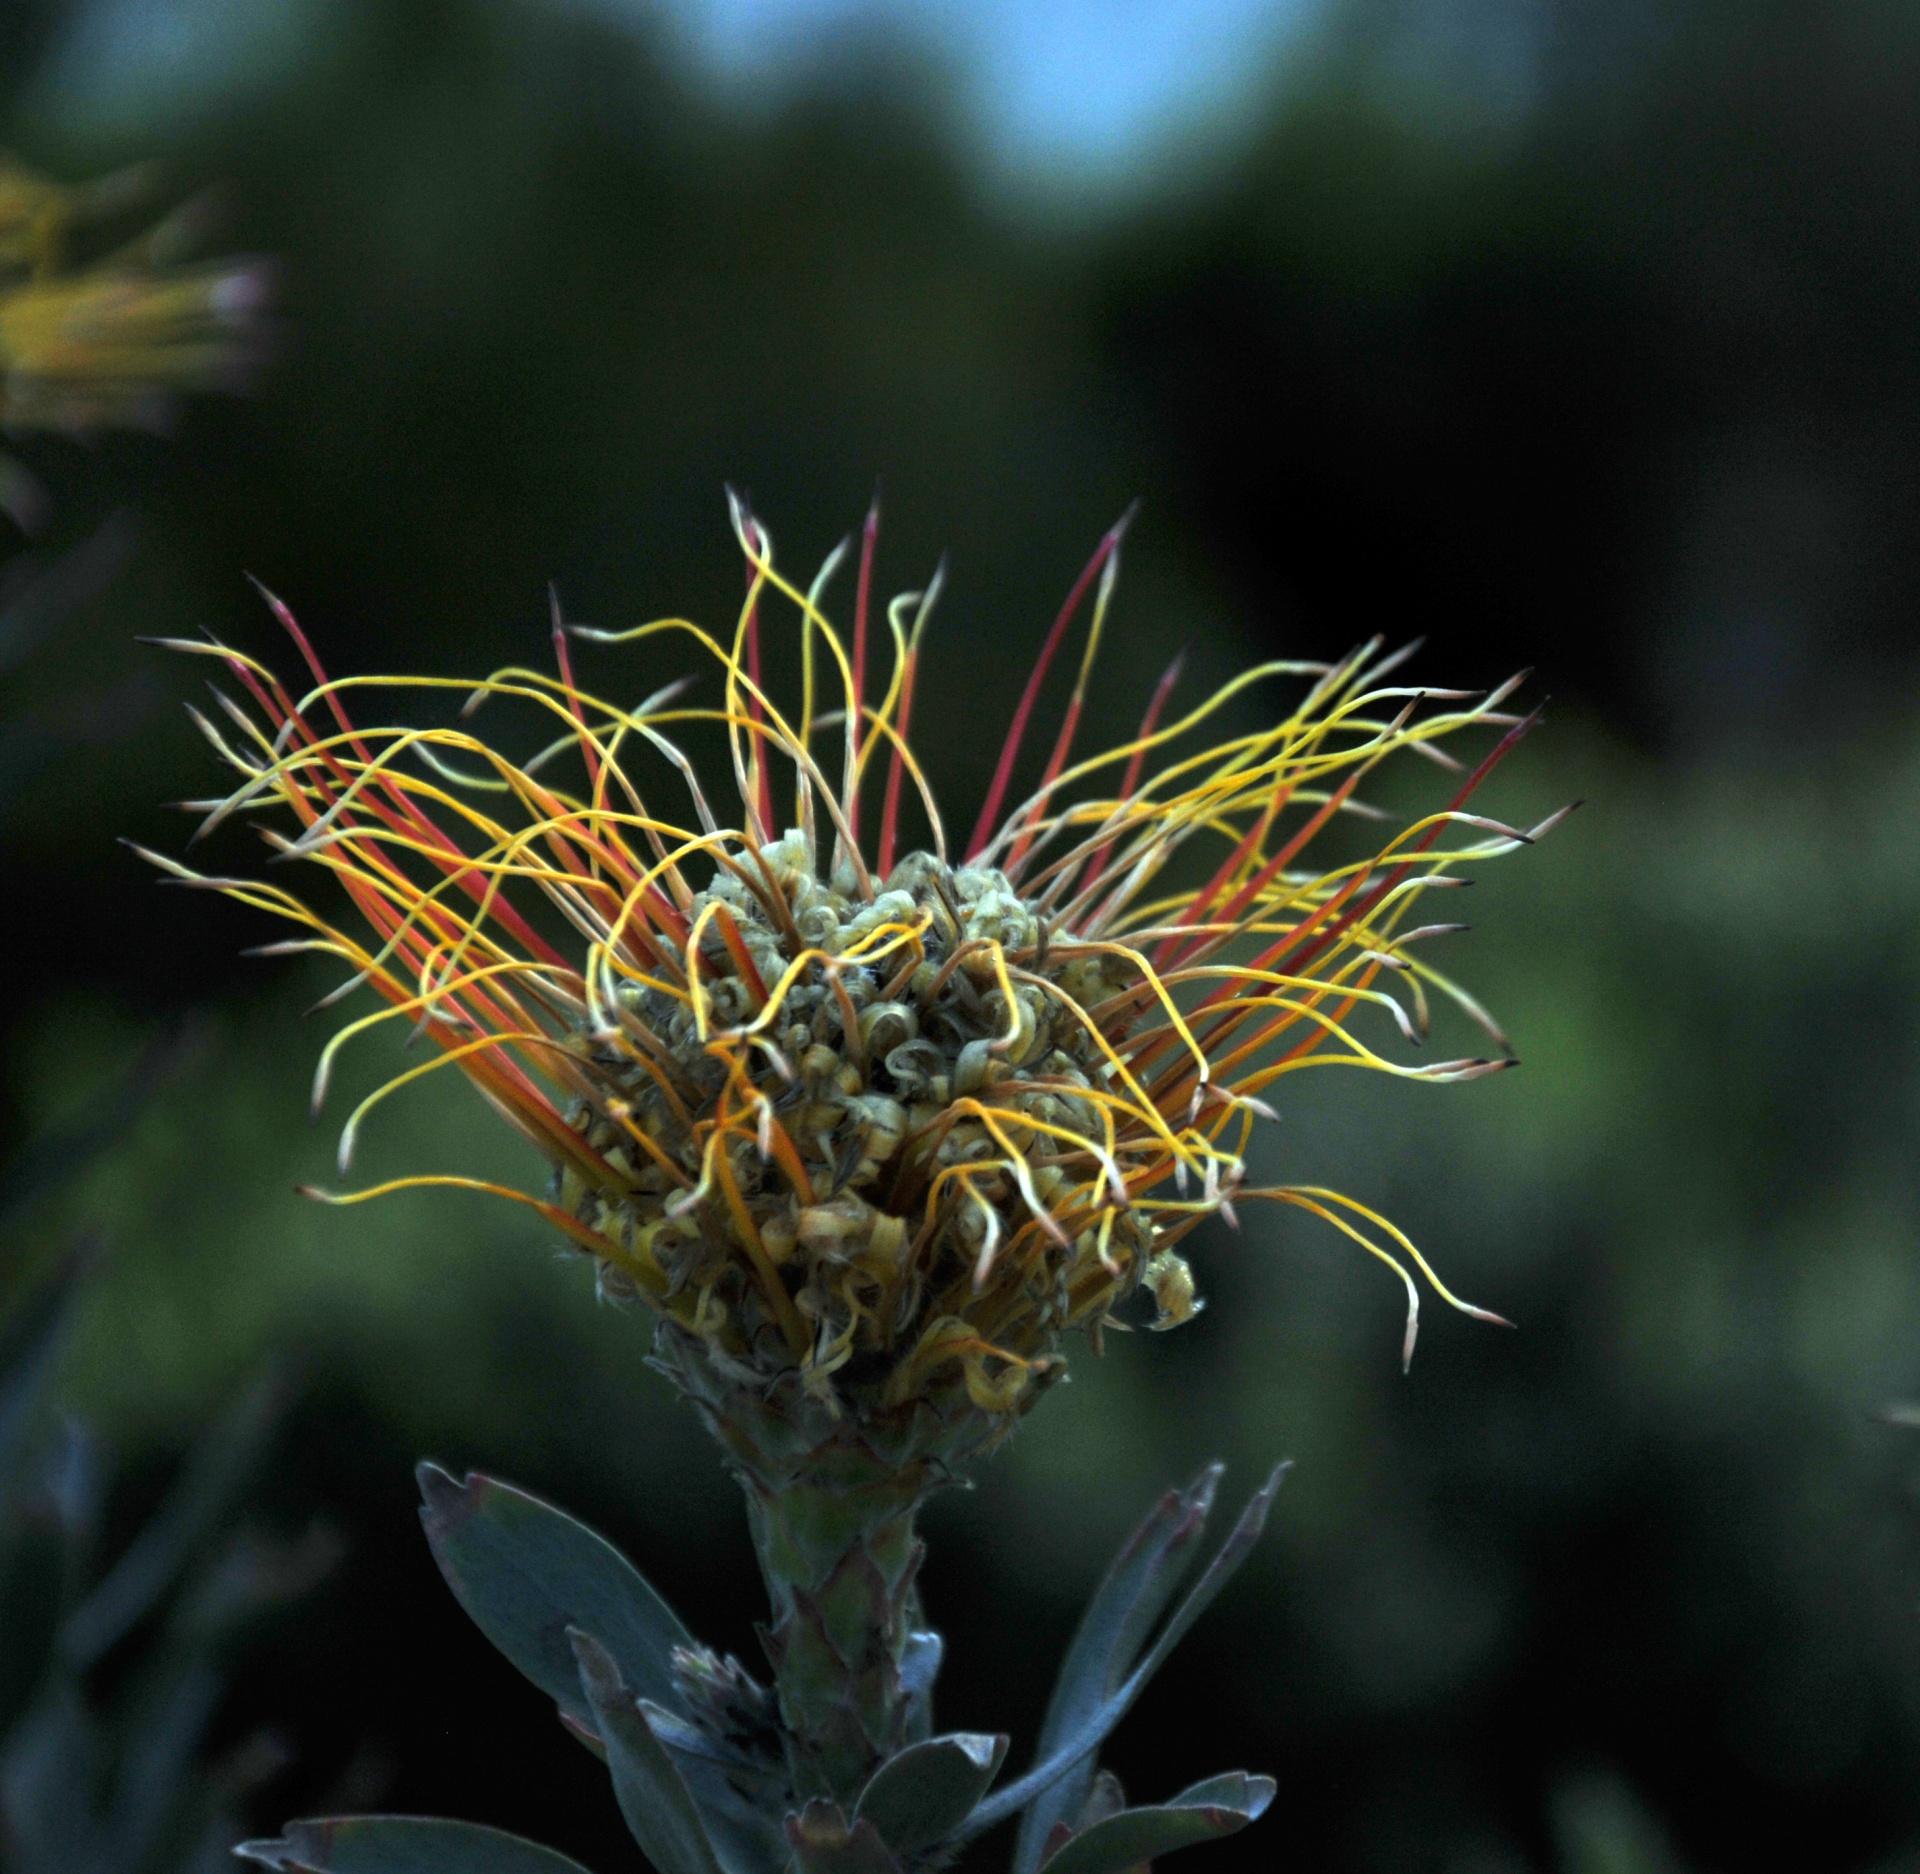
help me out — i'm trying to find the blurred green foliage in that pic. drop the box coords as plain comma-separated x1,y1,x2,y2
4,0,1920,1868
0,1254,329,1874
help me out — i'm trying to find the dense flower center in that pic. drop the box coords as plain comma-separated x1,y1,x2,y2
556,831,1176,1408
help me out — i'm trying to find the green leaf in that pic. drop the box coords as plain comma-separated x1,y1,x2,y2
571,1627,725,1874
416,1471,782,1874
0,1022,199,1240
1010,1466,1222,1874
0,1684,107,1874
235,1816,598,1872
1036,1773,1275,1874
418,1463,694,1726
60,1363,289,1669
963,1466,1287,1848
101,1653,221,1871
854,1732,1007,1854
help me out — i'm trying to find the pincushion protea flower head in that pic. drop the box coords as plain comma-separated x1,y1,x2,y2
151,493,1565,1798
153,495,1561,1419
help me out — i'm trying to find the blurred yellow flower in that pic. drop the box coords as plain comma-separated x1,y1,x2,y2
0,154,268,440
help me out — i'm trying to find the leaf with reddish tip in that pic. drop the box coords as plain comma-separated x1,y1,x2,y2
571,1628,725,1874
784,1800,903,1874
974,1466,1287,1854
1008,1465,1221,1874
235,1815,598,1872
417,1462,693,1727
1037,1773,1275,1874
854,1732,1007,1853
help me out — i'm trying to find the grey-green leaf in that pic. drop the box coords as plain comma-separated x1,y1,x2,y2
1112,1465,1286,1700
234,1815,599,1873
897,1628,942,1744
1036,1773,1275,1874
0,1252,83,1522
620,1703,790,1874
571,1628,725,1874
418,1472,781,1874
964,1466,1286,1847
1010,1466,1221,1874
418,1463,694,1726
854,1732,1007,1854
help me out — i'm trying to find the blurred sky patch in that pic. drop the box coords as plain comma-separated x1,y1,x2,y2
31,0,340,129
38,0,1317,198
644,0,1315,186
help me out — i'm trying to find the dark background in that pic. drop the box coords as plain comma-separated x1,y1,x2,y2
5,1,1920,1869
